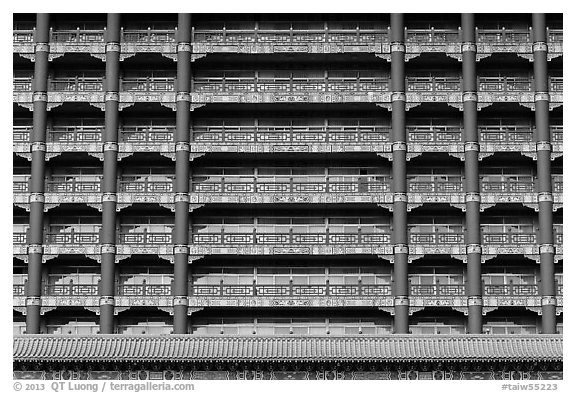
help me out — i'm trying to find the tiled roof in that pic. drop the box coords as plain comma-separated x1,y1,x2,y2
13,335,562,362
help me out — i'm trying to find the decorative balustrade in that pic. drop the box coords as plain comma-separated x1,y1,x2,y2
478,76,532,92
548,29,563,43
13,77,32,92
481,232,538,245
49,126,103,143
549,77,563,92
44,283,99,296
50,29,105,43
410,284,466,296
13,30,34,43
551,126,563,143
118,232,172,245
120,126,174,144
13,180,28,193
409,232,465,244
193,28,388,45
13,126,31,143
190,282,391,297
406,77,461,92
552,176,562,193
407,179,463,193
117,283,172,296
121,29,177,44
46,179,101,193
44,231,100,244
557,284,563,296
191,179,390,194
49,77,103,92
480,179,535,193
13,232,27,244
477,29,532,44
405,29,461,44
479,125,534,144
118,178,173,193
121,77,175,92
483,283,539,296
191,232,390,245
406,126,462,144
191,124,389,144
13,284,26,296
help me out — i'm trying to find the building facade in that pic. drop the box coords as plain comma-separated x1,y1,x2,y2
13,13,563,380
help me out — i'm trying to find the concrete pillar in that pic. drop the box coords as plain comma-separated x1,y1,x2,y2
390,13,409,334
173,13,192,334
99,13,121,334
532,13,556,333
461,13,483,333
25,13,50,334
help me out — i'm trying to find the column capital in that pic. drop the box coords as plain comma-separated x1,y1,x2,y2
467,296,483,306
394,296,410,306
391,43,406,53
105,92,119,101
102,193,117,203
174,193,189,203
466,244,482,254
101,244,117,254
103,142,119,152
534,92,550,102
31,142,46,152
99,296,115,306
533,42,548,52
539,244,555,254
25,297,41,306
33,92,48,102
541,296,557,306
28,245,43,254
461,43,477,52
173,296,188,306
393,244,408,254
29,193,45,203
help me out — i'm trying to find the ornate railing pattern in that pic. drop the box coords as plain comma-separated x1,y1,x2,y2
49,126,103,143
483,284,539,296
46,179,101,193
120,126,174,144
13,232,27,244
406,29,460,43
121,77,175,92
193,28,388,45
44,283,99,296
50,29,105,43
190,283,392,297
407,179,463,193
117,283,172,296
49,77,104,92
190,232,390,245
121,29,177,43
44,231,100,244
409,232,464,244
13,30,34,43
476,29,532,44
406,126,462,144
13,284,26,296
118,179,173,193
118,232,172,245
481,232,537,245
13,181,29,193
406,77,461,92
191,179,390,194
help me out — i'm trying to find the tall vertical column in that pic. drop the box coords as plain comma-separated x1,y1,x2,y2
461,14,483,333
532,13,556,333
390,13,409,333
99,13,121,334
173,13,192,334
25,13,50,334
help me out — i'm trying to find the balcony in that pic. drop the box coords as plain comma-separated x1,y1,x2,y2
12,74,564,110
13,279,561,310
13,27,562,59
479,124,563,159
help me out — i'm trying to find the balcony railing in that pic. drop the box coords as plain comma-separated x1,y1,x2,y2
408,232,465,244
191,179,390,193
548,29,563,43
483,283,539,296
481,232,538,245
120,126,174,144
406,125,462,144
192,124,389,144
407,178,463,193
480,179,535,193
406,77,461,92
118,178,173,193
13,30,34,43
49,126,103,143
121,77,175,92
476,29,532,44
479,125,534,143
190,282,392,297
190,232,390,245
121,28,177,43
44,231,100,244
13,126,32,142
45,179,101,193
13,232,27,244
478,77,532,92
13,180,29,193
405,29,461,44
117,283,172,296
49,77,104,92
118,232,172,245
13,77,32,92
410,284,466,296
50,29,105,43
44,283,99,296
553,176,563,193
13,284,26,296
193,28,388,45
